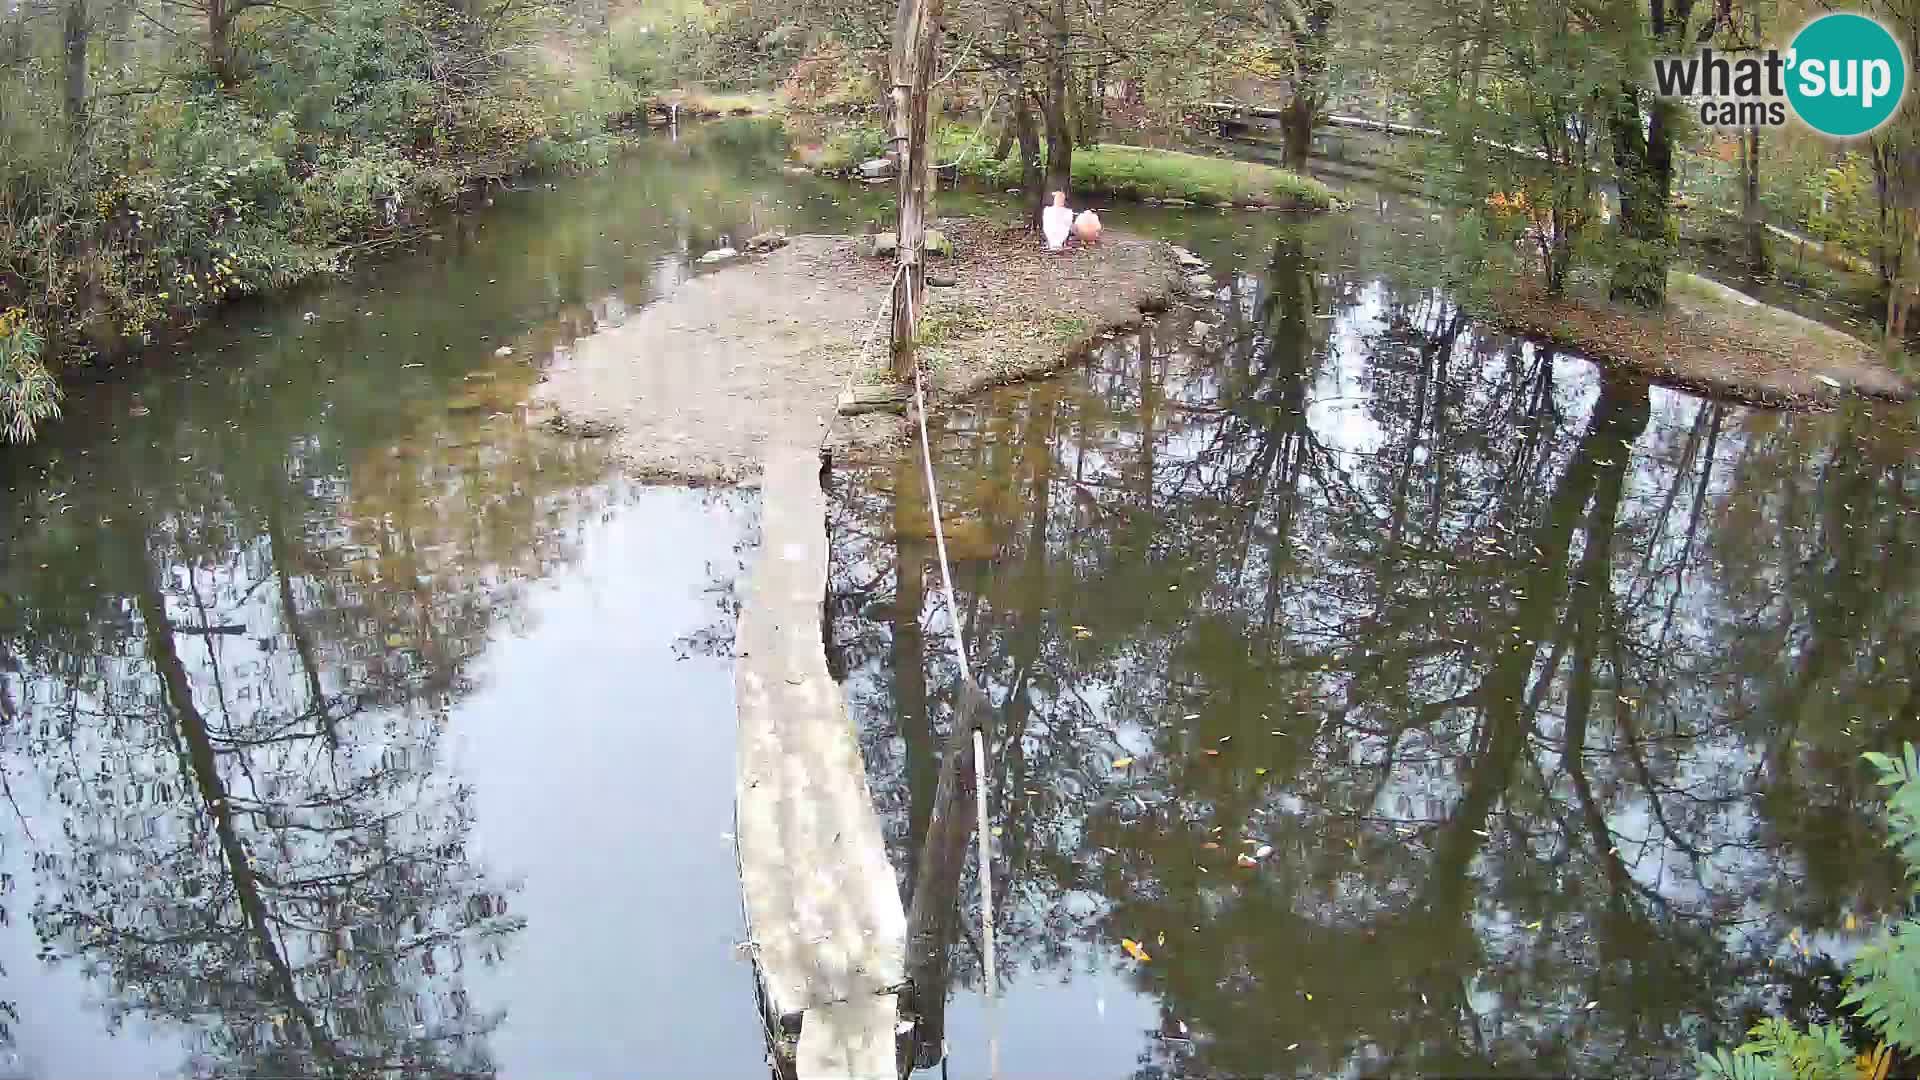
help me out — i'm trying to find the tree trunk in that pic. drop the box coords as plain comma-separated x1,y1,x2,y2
1609,90,1675,308
1041,0,1072,198
1280,94,1314,173
1743,124,1766,275
63,0,88,139
1015,90,1043,229
888,0,944,380
206,0,235,85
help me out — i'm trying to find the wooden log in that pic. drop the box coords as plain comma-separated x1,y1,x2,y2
736,450,907,1078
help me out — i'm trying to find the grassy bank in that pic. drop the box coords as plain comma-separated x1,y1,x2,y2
806,123,1340,210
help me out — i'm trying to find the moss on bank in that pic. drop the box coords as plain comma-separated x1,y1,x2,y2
806,123,1340,210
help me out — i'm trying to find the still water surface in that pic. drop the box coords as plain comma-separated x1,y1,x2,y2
0,120,1915,1078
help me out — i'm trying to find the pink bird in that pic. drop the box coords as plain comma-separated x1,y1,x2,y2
1073,208,1103,246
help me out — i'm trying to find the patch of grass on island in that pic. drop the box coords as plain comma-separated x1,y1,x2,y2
808,124,1339,210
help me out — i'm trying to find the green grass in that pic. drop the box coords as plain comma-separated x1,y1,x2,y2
809,123,1340,210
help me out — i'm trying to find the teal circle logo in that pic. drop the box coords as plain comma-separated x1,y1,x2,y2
1786,13,1908,137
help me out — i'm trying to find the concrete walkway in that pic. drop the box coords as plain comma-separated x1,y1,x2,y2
735,447,906,1078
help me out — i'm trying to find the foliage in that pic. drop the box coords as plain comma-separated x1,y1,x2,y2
1697,746,1920,1080
0,0,636,443
0,307,59,442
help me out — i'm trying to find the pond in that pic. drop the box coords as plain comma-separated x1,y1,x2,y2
1,119,1916,1078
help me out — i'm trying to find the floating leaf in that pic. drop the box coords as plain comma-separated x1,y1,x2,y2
1255,767,1269,776
385,633,406,648
1112,757,1135,769
1121,938,1151,962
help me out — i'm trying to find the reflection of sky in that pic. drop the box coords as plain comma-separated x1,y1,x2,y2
0,770,191,1080
456,490,762,1080
1,487,761,1079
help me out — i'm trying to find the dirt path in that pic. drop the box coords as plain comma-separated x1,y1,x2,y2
532,222,1180,482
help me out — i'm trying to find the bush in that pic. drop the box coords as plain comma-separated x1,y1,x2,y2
1696,745,1920,1080
0,0,645,442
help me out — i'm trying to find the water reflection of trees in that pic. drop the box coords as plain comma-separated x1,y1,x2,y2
0,350,617,1075
831,227,1920,1076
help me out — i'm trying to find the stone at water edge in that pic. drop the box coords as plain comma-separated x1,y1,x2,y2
698,247,739,264
868,230,952,258
1185,273,1217,292
858,158,897,179
928,272,958,288
745,232,789,253
1171,246,1207,270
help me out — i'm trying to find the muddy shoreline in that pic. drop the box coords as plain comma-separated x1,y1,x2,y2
1490,271,1915,408
532,220,1184,483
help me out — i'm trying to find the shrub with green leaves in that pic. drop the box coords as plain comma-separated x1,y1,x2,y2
1696,745,1920,1080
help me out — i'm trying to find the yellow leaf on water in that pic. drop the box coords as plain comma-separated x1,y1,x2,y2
337,949,349,969
1156,932,1166,946
1121,938,1151,962
1255,767,1269,776
385,633,406,648
1848,912,1859,931
1112,757,1134,769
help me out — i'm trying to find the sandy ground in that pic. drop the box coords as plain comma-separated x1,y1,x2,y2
532,222,1180,482
1493,270,1915,407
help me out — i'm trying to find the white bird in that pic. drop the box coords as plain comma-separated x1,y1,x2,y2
1042,190,1073,251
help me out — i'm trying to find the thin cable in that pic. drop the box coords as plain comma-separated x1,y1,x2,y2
903,280,997,1076
906,290,973,688
972,725,998,1075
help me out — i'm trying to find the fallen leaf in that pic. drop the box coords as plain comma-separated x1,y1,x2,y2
1256,844,1273,858
1236,853,1258,867
1205,749,1221,757
1122,938,1151,962
1848,912,1859,931
1202,841,1221,849
1112,757,1135,769
385,633,406,648
1156,931,1166,946
1255,767,1269,776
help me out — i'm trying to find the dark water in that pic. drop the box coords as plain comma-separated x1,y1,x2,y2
0,119,1915,1079
830,207,1920,1076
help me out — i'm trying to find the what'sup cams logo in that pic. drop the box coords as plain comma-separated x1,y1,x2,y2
1653,12,1909,137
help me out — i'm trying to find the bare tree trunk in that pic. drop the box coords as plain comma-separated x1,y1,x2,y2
1015,89,1043,228
63,0,89,139
207,0,235,85
1743,124,1766,274
1041,0,1072,203
888,0,944,379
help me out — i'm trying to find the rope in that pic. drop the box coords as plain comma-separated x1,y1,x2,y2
902,279,998,1076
